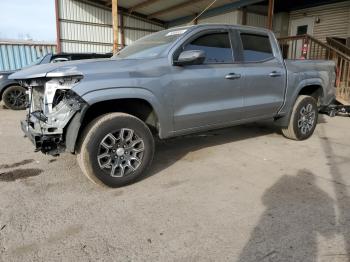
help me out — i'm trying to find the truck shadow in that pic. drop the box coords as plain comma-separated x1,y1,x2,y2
146,121,280,179
237,170,337,261
236,122,350,261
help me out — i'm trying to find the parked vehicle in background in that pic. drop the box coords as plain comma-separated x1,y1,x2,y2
11,24,336,187
0,52,112,110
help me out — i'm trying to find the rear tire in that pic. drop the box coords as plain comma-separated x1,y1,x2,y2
2,85,28,110
77,113,155,187
281,95,318,140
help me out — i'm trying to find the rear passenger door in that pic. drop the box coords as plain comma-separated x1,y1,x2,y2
237,31,286,119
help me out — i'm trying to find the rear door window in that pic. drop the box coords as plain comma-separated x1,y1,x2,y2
240,33,274,62
184,32,233,64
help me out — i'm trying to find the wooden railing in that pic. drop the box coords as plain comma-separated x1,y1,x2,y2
326,37,350,57
278,34,350,105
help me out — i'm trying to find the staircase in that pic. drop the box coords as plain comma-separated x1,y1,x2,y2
278,34,350,105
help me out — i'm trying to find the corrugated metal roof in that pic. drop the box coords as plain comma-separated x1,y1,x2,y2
132,0,187,16
139,0,236,21
0,39,56,46
94,0,349,25
58,0,270,53
94,0,261,22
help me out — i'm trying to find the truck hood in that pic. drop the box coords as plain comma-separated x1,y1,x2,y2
1,70,17,76
9,58,158,80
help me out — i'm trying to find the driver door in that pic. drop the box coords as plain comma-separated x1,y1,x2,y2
169,29,244,131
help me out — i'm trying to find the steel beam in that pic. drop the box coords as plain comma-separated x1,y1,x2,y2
267,0,274,30
120,12,125,48
55,0,62,53
242,7,247,25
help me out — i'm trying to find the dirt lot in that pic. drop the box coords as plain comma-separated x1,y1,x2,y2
0,105,350,262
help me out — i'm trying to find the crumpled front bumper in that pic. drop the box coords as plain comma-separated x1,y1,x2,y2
21,119,41,148
20,92,86,155
21,117,65,155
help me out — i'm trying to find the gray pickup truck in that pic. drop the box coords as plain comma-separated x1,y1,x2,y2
11,24,336,187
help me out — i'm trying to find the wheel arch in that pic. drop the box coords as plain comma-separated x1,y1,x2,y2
81,98,160,133
297,84,324,104
275,81,324,127
65,90,169,153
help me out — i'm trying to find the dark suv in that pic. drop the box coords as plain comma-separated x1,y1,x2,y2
0,52,112,110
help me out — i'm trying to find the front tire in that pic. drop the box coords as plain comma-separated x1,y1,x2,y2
2,85,28,110
77,113,155,187
281,95,318,140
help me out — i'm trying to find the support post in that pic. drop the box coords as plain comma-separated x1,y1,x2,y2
120,13,125,48
267,0,274,30
242,7,247,25
55,0,61,53
112,0,119,53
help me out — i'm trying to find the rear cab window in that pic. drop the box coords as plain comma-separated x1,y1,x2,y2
183,32,234,64
239,33,274,62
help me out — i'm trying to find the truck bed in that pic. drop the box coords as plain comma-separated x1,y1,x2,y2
278,59,336,116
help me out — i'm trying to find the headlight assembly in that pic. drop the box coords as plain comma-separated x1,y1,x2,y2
44,77,82,113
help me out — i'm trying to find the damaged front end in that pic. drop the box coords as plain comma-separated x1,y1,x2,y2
21,76,86,155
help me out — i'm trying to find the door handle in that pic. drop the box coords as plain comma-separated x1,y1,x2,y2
269,71,282,77
225,73,241,80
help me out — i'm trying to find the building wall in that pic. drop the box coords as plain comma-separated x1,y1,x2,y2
0,41,56,71
246,12,267,28
57,0,165,53
273,12,289,38
174,10,270,29
289,1,350,42
198,10,241,24
190,1,350,42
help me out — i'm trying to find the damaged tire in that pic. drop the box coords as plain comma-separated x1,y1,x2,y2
2,85,28,110
77,113,155,187
281,95,318,140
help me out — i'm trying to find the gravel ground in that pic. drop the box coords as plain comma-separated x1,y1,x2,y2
0,105,350,262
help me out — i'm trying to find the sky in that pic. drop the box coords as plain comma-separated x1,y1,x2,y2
0,0,56,41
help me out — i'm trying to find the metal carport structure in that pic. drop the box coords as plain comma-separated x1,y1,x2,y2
55,0,348,53
55,0,272,53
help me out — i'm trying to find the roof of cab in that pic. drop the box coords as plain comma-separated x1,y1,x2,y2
171,23,272,34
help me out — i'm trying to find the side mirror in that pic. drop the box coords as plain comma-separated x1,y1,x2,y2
51,57,69,63
173,50,206,66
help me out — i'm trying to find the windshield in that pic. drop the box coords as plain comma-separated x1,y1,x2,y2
113,28,189,59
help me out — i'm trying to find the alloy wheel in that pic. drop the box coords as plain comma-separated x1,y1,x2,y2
5,89,27,108
297,103,316,135
97,128,145,177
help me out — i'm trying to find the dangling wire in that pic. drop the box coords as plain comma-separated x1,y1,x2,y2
188,0,218,25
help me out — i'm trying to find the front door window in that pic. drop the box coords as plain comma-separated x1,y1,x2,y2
183,32,233,64
297,25,308,36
